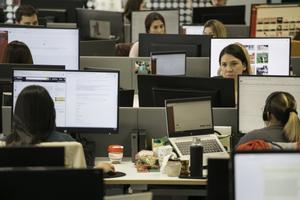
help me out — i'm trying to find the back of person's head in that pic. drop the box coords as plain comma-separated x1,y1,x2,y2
15,4,38,25
144,12,166,33
124,0,144,22
218,43,252,75
203,19,227,37
1,40,33,64
7,85,56,146
263,91,300,142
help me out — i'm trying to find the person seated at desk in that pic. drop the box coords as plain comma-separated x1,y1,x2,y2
124,0,145,24
4,85,114,172
237,91,300,147
217,43,252,100
203,19,227,37
15,4,39,26
1,40,33,64
129,12,166,57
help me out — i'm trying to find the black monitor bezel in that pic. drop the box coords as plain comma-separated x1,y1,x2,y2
137,74,235,108
12,69,120,134
138,33,211,57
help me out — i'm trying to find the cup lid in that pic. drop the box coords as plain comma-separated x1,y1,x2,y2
108,145,124,153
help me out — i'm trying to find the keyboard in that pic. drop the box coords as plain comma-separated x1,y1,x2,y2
175,139,223,156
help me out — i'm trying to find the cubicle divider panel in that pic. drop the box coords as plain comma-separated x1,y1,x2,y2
291,57,300,76
186,57,210,77
83,107,138,157
80,56,133,90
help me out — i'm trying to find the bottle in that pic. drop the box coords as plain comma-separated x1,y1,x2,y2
190,137,203,178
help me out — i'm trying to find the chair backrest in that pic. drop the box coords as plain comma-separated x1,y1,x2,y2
115,43,133,56
104,192,152,200
37,141,87,168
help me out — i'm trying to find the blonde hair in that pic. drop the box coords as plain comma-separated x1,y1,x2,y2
203,19,227,37
265,92,300,142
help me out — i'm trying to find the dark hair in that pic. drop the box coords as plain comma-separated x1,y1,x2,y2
15,5,38,23
6,85,56,146
262,91,300,142
1,40,33,64
124,0,144,22
218,43,251,74
144,12,165,33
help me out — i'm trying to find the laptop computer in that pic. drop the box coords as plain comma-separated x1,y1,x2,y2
165,97,228,165
233,151,300,200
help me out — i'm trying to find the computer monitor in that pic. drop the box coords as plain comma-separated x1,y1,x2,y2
250,4,300,37
137,74,235,107
21,0,86,23
0,64,65,81
150,51,186,76
233,151,300,200
238,75,300,134
13,69,119,133
76,8,124,41
38,8,68,23
0,168,103,200
182,24,204,35
210,38,291,77
0,26,79,70
193,5,246,24
131,10,179,42
0,146,64,167
139,33,211,57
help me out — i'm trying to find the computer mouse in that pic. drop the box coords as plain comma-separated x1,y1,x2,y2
106,170,117,176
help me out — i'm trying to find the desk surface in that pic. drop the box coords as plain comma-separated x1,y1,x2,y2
97,158,207,185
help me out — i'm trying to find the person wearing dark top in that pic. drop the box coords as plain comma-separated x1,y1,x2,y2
6,85,74,145
1,40,33,64
237,91,300,146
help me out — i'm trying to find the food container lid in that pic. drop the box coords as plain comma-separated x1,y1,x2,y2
108,145,124,153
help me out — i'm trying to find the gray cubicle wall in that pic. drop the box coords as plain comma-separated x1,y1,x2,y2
291,57,300,76
80,56,210,90
225,25,250,37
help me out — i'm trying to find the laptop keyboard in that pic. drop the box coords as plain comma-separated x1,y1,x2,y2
175,139,223,155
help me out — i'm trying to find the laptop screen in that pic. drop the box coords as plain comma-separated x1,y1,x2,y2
233,151,300,200
166,97,213,137
151,51,186,76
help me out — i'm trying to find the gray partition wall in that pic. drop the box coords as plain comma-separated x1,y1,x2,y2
225,25,250,37
291,57,300,76
80,56,210,90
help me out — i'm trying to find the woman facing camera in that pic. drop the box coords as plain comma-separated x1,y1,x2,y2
129,12,166,57
1,40,33,64
203,19,227,37
237,91,300,146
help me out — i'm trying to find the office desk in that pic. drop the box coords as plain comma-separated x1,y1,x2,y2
97,158,207,199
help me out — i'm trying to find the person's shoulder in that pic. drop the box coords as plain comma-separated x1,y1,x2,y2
47,131,75,142
129,42,139,57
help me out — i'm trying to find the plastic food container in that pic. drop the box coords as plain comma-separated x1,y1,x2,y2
107,145,124,164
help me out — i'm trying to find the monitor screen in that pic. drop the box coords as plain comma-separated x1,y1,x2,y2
76,8,124,41
21,0,86,23
182,25,204,35
0,64,65,80
238,75,300,134
137,74,235,107
166,97,213,136
0,26,79,70
234,151,300,200
131,10,179,42
210,38,291,77
151,51,186,76
193,5,246,24
250,4,300,37
13,69,119,133
38,8,67,23
139,33,211,57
